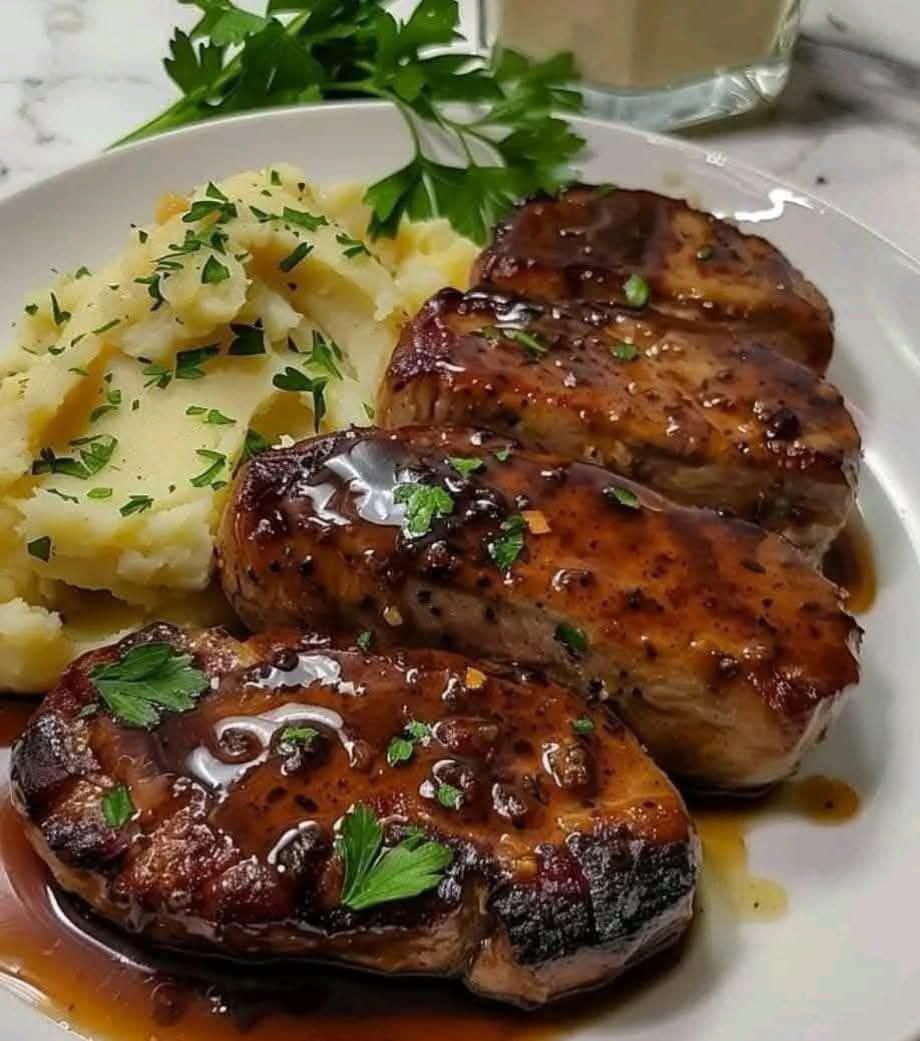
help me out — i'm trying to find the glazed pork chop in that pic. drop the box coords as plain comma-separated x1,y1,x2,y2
380,288,860,558
473,186,834,373
11,624,698,1008
216,427,861,791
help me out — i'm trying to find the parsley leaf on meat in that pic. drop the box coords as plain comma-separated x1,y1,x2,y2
338,804,453,912
488,513,525,572
101,784,136,828
89,642,208,729
448,456,484,477
393,481,454,537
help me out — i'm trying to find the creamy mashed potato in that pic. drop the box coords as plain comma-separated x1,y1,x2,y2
0,165,477,691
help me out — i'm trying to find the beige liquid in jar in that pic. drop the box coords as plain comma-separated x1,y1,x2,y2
491,0,798,91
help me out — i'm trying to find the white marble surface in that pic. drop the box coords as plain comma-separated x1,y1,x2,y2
2,0,919,257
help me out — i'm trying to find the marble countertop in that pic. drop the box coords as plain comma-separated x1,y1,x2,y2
2,0,919,257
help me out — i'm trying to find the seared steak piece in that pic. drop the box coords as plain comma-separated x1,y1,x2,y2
473,186,834,373
380,289,859,558
11,625,698,1008
216,427,861,791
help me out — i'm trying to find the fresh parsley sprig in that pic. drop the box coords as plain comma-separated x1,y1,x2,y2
338,803,453,911
114,0,585,243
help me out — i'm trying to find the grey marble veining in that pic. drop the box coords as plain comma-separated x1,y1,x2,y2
1,0,919,257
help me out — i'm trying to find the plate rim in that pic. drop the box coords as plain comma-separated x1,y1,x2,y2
1,98,918,273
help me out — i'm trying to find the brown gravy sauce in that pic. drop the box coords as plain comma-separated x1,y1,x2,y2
823,509,876,614
0,701,575,1041
0,496,872,1041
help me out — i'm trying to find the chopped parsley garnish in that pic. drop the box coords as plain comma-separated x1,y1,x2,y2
24,303,38,316
27,536,52,562
696,244,714,261
32,435,117,480
88,487,113,500
571,716,595,735
120,495,154,516
240,428,271,463
74,266,92,279
186,405,235,425
393,481,454,537
363,402,376,421
488,514,525,572
406,720,432,742
272,368,327,431
135,274,165,310
386,718,431,767
485,325,549,358
50,293,71,326
623,273,650,309
555,622,588,657
336,232,371,259
89,641,208,729
228,323,266,356
505,328,550,358
190,449,227,488
142,362,172,389
92,318,121,336
177,344,220,379
89,388,122,423
47,488,79,504
436,783,463,810
138,229,149,243
182,197,237,224
279,241,313,272
386,736,415,767
338,804,453,912
494,448,511,463
603,485,640,510
355,630,374,653
611,342,638,361
269,169,282,186
278,725,319,748
201,255,231,284
305,330,344,381
449,456,484,477
101,784,136,828
283,206,327,230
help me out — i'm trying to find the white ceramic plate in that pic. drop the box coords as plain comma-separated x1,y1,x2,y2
1,102,919,1041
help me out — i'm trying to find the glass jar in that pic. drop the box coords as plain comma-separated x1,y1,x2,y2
478,0,802,131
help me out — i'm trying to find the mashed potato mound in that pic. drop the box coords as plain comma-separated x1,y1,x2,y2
0,165,477,691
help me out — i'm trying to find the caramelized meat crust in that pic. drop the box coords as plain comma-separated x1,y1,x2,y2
217,427,861,791
473,186,834,373
11,625,697,1008
380,289,859,557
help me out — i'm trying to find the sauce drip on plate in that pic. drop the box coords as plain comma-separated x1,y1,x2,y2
823,509,876,614
693,774,861,922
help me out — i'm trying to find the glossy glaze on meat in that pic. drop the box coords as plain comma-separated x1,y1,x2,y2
217,427,861,791
380,288,859,558
473,186,834,373
10,624,698,1008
